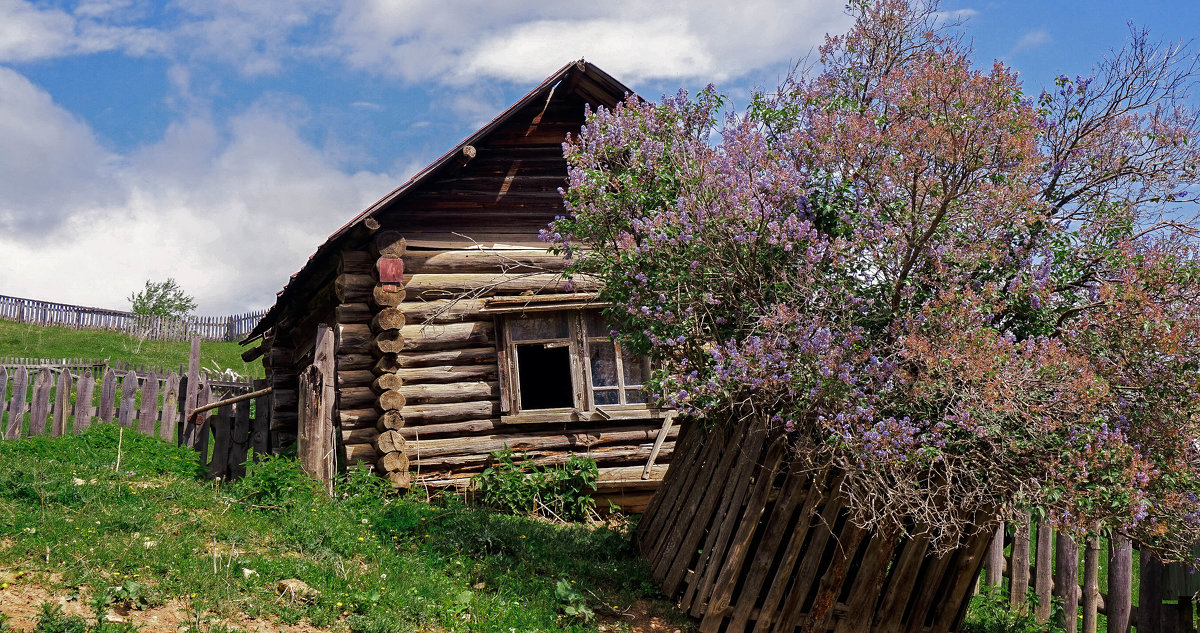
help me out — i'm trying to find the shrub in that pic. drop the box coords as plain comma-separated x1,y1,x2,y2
232,454,322,509
473,449,598,521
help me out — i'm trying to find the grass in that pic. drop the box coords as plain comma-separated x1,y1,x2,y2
0,319,262,379
0,426,686,633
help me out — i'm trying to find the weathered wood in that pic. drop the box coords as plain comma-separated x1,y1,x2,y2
378,389,407,411
373,372,403,392
335,273,375,303
401,272,597,298
193,380,212,457
375,409,406,432
986,522,1005,587
337,353,376,371
98,369,117,423
5,366,27,439
29,368,52,436
338,250,374,275
1140,549,1164,633
385,469,412,490
335,302,372,324
342,426,378,444
0,367,7,437
401,322,494,350
373,231,406,258
376,429,406,454
399,380,498,404
397,363,496,384
118,371,138,429
1107,532,1133,633
1012,517,1032,611
337,407,378,428
397,347,495,368
138,372,160,436
375,330,405,355
336,323,373,355
399,298,490,324
371,286,407,307
208,404,233,479
408,424,666,458
1082,534,1100,633
1055,532,1079,633
251,383,271,457
298,325,336,494
337,369,376,388
404,249,567,273
338,386,377,409
344,441,377,464
377,451,409,473
370,307,407,331
74,370,95,434
1035,525,1054,622
229,400,251,479
52,368,71,437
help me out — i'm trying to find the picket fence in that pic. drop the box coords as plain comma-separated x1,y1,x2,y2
0,294,265,342
980,518,1196,633
0,350,271,480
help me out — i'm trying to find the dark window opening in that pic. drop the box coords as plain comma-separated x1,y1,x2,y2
516,344,574,409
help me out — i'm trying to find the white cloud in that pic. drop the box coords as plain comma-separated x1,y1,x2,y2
0,0,163,62
0,68,402,314
1012,29,1052,54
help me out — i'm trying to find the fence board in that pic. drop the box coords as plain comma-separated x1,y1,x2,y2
138,373,159,436
29,368,52,436
52,369,70,436
230,401,251,479
6,367,28,440
99,370,117,423
0,294,265,342
0,367,7,436
1011,517,1031,609
160,374,180,442
986,522,1005,587
1055,532,1079,633
1082,535,1100,633
1035,525,1054,621
209,404,233,479
118,371,137,428
74,371,95,433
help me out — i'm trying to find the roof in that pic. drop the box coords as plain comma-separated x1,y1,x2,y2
243,60,634,344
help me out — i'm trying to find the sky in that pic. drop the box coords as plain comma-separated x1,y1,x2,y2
0,0,1197,315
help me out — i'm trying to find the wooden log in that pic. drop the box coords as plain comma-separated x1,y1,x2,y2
251,382,271,457
373,372,403,392
335,302,371,324
373,231,406,258
266,345,293,369
401,322,493,350
375,331,405,355
370,308,406,331
338,250,374,275
337,407,378,428
74,370,95,434
397,347,494,368
52,368,71,437
376,429,406,454
394,400,500,425
5,367,28,439
385,470,412,490
371,285,407,307
1082,534,1100,633
338,386,377,409
401,272,597,298
1035,525,1054,622
336,323,373,355
378,389,406,411
390,417,497,437
404,249,567,274
986,522,1005,587
137,373,159,436
337,369,376,388
409,424,667,459
29,368,52,435
397,363,496,384
342,427,378,444
377,451,409,473
409,442,672,477
399,380,498,405
337,353,375,371
399,299,489,324
1011,516,1031,611
1055,532,1079,633
344,441,377,465
1108,532,1133,633
335,273,375,303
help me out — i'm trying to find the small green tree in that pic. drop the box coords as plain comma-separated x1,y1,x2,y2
127,278,197,318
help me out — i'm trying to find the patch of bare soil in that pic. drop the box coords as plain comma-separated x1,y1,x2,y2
603,599,692,633
0,577,331,633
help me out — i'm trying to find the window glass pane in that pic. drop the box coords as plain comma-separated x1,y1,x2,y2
516,344,575,409
590,342,618,387
593,389,620,406
625,388,646,404
621,348,648,386
584,311,612,338
509,313,568,341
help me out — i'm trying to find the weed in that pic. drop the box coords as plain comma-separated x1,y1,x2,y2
962,587,1065,633
231,454,322,509
474,448,599,521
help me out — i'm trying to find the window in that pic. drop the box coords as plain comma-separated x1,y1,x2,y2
497,310,654,422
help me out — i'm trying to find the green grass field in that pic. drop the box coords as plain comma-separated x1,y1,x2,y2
0,319,263,379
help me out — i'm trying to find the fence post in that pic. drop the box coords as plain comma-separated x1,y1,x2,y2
1108,532,1133,633
1082,534,1100,633
1055,532,1080,633
1141,550,1164,633
1011,517,1031,610
1035,525,1055,622
182,338,201,447
298,324,336,494
986,522,1005,588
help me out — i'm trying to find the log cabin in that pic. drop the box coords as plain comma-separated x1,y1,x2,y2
240,61,675,511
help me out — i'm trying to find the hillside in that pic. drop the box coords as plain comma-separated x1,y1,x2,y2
0,319,263,378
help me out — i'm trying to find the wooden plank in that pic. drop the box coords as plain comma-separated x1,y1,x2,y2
159,374,180,442
1083,534,1100,633
986,522,1006,587
928,526,1000,633
138,373,159,436
182,338,201,446
776,483,854,632
194,380,212,462
1107,532,1133,633
1035,524,1054,622
118,371,138,428
229,400,251,479
298,324,336,494
98,369,117,423
1140,548,1164,633
51,368,71,437
208,404,233,479
0,367,7,438
1011,516,1032,610
29,368,52,436
1055,532,1080,633
73,370,95,433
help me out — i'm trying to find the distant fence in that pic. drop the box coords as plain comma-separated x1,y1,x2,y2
979,517,1193,633
0,345,272,480
0,294,265,342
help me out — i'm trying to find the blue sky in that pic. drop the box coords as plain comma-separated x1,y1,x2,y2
0,0,1197,314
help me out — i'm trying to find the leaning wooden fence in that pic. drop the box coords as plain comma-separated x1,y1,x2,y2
0,294,265,342
980,519,1196,633
0,344,270,480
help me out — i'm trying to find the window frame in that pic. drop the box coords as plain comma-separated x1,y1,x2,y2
495,309,661,424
